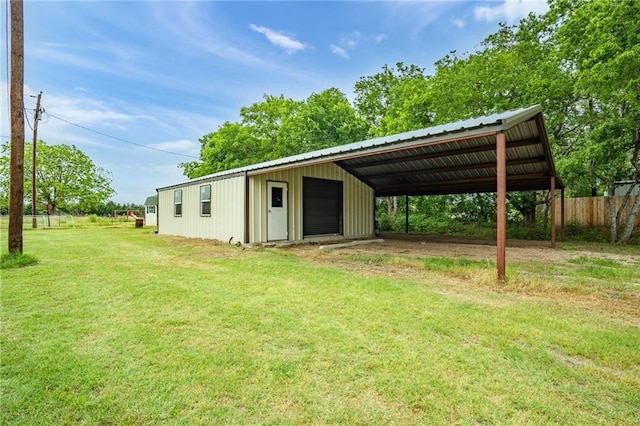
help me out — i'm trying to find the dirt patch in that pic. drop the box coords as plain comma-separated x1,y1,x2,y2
285,233,640,265
275,234,640,323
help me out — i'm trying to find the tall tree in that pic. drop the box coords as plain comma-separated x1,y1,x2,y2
425,14,578,228
181,89,366,179
279,88,368,153
549,0,640,243
354,62,429,135
0,141,115,214
354,63,433,220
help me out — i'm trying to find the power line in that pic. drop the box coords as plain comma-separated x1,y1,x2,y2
44,111,199,159
24,107,33,131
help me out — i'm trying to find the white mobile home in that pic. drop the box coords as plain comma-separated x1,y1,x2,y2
156,106,565,269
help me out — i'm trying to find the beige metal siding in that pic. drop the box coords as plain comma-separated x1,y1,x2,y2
249,163,374,243
157,175,246,244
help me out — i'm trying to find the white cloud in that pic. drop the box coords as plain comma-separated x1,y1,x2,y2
329,44,350,59
249,24,308,54
329,31,363,59
375,34,388,43
474,0,549,23
341,32,360,49
451,17,465,29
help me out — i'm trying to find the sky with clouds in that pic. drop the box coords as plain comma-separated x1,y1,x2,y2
1,0,549,205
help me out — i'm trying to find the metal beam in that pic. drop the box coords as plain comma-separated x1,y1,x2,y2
361,156,547,181
344,137,542,170
496,132,507,282
374,173,550,194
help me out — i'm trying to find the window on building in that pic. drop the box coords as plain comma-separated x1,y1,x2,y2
174,190,182,216
147,205,156,214
200,184,211,216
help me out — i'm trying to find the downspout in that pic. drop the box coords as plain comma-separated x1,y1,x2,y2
155,189,159,234
244,172,250,244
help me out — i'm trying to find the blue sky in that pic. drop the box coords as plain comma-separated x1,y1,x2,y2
1,0,549,205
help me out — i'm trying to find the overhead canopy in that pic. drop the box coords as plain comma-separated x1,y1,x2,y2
337,108,561,197
247,105,563,196
167,105,563,197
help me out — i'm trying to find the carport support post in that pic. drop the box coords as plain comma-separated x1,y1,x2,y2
405,195,409,234
496,131,506,282
550,177,556,249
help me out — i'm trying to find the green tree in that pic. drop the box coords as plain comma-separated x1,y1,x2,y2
354,62,430,135
549,0,640,243
181,89,366,179
279,88,368,153
354,63,434,220
0,141,115,214
424,12,587,230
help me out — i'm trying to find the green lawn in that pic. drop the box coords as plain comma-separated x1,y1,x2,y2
2,228,639,424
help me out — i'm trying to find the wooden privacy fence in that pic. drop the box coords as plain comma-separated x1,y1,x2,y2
554,196,640,227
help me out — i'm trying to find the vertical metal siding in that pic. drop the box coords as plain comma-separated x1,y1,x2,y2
249,163,374,243
157,175,246,243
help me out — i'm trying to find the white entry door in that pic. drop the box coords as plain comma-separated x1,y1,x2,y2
267,181,288,241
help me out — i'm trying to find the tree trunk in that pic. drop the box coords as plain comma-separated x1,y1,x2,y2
393,196,398,219
618,186,640,244
607,184,618,243
523,210,536,228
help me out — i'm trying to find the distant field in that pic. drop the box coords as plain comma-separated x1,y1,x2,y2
1,227,639,424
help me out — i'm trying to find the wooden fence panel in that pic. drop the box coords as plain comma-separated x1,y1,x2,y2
555,196,640,227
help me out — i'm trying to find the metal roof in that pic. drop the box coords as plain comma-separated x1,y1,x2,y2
158,105,563,195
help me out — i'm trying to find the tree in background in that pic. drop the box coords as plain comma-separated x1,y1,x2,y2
354,62,432,136
279,88,368,153
181,90,367,179
354,63,433,221
548,0,640,243
0,141,115,215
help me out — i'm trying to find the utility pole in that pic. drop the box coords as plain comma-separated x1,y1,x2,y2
31,92,42,229
9,0,25,254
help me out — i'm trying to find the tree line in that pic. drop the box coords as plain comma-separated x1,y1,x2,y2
180,0,639,244
0,141,125,216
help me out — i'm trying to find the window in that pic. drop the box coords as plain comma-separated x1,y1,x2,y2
200,185,211,216
146,205,156,214
271,186,283,208
174,190,182,216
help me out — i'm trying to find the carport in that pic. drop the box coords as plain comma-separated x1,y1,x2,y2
249,105,564,281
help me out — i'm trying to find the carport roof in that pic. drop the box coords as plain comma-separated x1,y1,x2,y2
159,105,563,196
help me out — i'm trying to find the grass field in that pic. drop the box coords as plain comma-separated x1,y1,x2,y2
2,227,639,424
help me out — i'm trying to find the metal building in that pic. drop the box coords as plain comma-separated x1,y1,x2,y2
156,105,564,280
